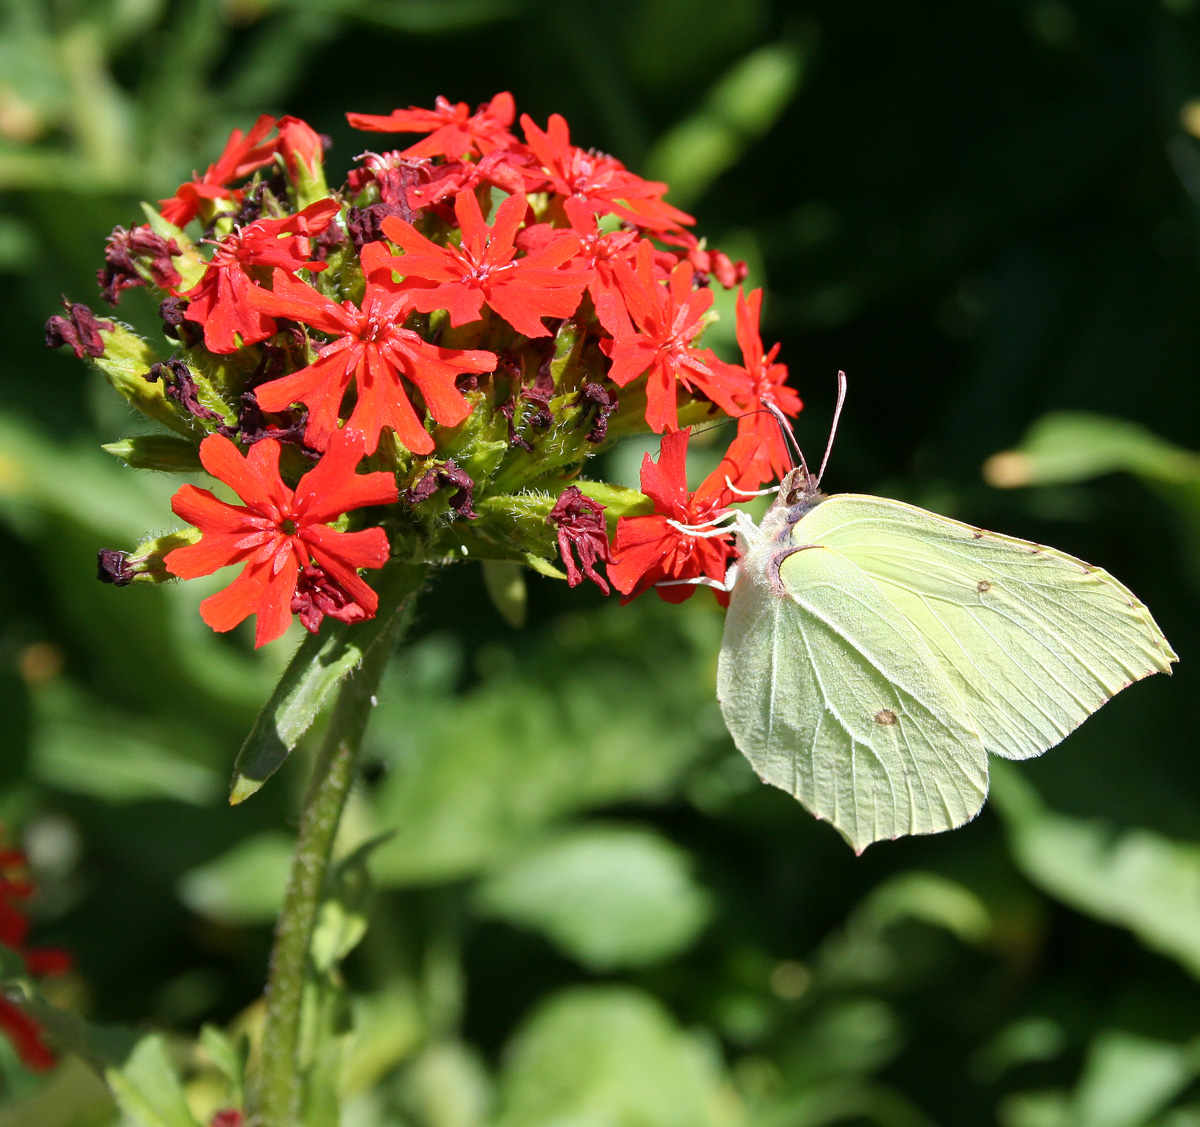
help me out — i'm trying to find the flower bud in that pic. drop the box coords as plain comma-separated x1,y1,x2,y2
98,528,201,586
277,115,329,208
102,435,203,473
87,324,205,437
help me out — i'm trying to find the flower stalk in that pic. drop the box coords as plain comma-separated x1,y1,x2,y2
253,567,424,1127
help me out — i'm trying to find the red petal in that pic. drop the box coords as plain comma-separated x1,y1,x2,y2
254,551,300,647
198,561,272,633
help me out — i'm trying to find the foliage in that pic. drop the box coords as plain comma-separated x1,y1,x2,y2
1,0,1199,1124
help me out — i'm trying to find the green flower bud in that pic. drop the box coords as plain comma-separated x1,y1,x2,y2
102,435,203,473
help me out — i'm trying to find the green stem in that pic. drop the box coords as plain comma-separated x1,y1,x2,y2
254,571,423,1127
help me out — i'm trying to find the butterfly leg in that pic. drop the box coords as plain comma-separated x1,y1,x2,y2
655,575,735,592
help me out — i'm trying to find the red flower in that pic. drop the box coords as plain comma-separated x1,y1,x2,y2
182,199,339,354
247,243,497,454
381,189,590,338
159,115,278,228
518,198,638,337
520,112,693,232
712,289,803,484
276,115,324,182
0,846,71,1072
165,432,398,647
347,93,517,159
609,428,758,604
405,149,543,212
600,241,735,432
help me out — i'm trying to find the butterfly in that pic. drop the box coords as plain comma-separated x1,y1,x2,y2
713,375,1177,852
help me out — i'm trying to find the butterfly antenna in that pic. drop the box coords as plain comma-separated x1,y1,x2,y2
815,371,847,489
761,399,808,476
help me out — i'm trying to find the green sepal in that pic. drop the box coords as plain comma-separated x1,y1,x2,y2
522,553,569,580
103,435,203,473
125,528,202,584
228,562,427,804
471,491,560,561
572,481,653,523
482,559,528,627
282,152,331,211
90,324,199,438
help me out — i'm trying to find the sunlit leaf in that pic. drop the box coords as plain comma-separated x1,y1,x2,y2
992,764,1200,980
476,824,712,970
105,1035,201,1127
176,832,293,926
496,986,737,1127
228,562,426,803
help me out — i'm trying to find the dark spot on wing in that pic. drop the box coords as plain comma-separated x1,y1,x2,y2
972,530,983,539
977,580,991,593
874,709,898,726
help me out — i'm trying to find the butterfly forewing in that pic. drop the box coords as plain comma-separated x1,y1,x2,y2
718,542,988,852
794,495,1177,762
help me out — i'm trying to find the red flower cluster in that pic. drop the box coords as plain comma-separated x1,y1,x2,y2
62,92,804,637
0,845,71,1071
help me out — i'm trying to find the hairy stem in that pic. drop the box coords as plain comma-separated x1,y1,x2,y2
254,566,424,1127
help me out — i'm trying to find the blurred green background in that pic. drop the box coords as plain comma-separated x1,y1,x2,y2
2,0,1200,1124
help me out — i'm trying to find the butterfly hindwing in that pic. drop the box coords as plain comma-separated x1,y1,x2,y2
794,495,1177,762
718,542,988,851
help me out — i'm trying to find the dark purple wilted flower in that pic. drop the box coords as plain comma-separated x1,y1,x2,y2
548,486,610,594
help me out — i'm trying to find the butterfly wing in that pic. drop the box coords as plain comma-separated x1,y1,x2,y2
794,495,1177,762
717,540,988,852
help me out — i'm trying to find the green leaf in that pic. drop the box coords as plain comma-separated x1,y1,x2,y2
199,1025,245,1109
176,832,293,926
366,603,722,886
396,1041,492,1127
983,412,1200,489
992,763,1200,979
496,986,736,1127
33,681,221,806
481,560,527,628
105,1035,202,1127
475,824,712,970
310,834,392,974
1071,1030,1199,1127
646,42,806,208
228,562,426,804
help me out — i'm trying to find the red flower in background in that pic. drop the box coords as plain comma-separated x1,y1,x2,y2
381,189,590,338
248,243,497,454
711,288,803,484
609,429,759,604
0,847,71,1072
182,199,339,353
347,92,517,159
159,115,278,227
520,112,693,232
165,432,398,647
